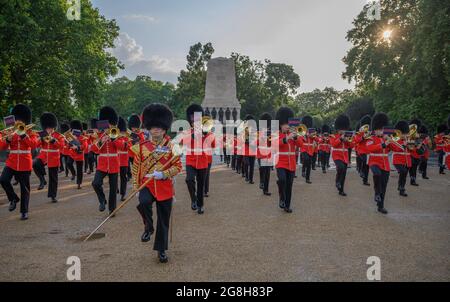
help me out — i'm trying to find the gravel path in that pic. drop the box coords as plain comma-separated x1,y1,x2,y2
0,163,449,281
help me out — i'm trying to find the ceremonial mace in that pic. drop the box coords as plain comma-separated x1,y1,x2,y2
84,152,181,242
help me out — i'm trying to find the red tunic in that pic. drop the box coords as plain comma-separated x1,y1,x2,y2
330,134,353,164
69,135,88,162
0,132,39,172
90,133,122,174
117,136,130,167
37,132,65,168
297,135,317,156
391,139,412,167
182,129,209,170
318,136,331,153
366,136,395,172
274,132,302,172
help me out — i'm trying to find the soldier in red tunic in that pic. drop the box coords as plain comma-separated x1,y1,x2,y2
408,118,423,186
274,107,302,213
68,120,88,189
257,112,273,195
434,123,448,174
330,114,354,196
59,123,72,177
298,115,316,184
418,125,432,180
91,106,121,214
354,115,372,186
242,114,257,184
127,114,144,180
117,117,130,201
318,124,331,174
33,113,64,202
132,103,182,263
0,104,39,220
365,113,394,214
392,121,412,197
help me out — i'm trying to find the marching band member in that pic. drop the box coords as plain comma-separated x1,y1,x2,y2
298,115,316,184
274,107,302,213
257,112,273,195
60,123,72,177
418,125,432,180
365,113,393,214
392,121,412,197
243,114,256,184
91,106,121,214
354,115,372,186
82,122,89,173
0,104,39,220
330,115,353,196
434,123,448,175
86,118,98,174
203,115,216,196
68,120,88,189
127,114,144,181
33,113,64,202
318,124,331,174
183,104,208,214
117,117,130,201
445,116,450,170
133,103,182,263
408,119,423,186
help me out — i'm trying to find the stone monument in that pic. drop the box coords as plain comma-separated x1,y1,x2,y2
202,57,241,122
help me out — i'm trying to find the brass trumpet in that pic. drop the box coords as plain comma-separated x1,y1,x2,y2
202,116,214,133
292,124,308,137
106,126,120,139
359,124,371,139
1,121,35,136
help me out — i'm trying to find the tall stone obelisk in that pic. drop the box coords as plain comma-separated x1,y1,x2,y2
202,57,241,122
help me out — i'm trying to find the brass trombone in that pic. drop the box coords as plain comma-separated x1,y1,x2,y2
1,121,35,136
292,124,308,137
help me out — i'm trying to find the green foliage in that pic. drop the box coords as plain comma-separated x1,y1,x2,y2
0,0,122,122
343,0,450,131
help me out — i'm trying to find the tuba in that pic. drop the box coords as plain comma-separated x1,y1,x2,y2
106,126,120,139
292,124,308,137
359,124,371,139
201,116,214,133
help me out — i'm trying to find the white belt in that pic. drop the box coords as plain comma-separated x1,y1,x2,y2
41,149,60,153
303,143,313,146
118,151,128,155
331,148,347,152
436,144,444,147
370,153,389,157
277,152,296,155
9,150,31,154
392,152,409,156
258,147,271,151
99,153,118,157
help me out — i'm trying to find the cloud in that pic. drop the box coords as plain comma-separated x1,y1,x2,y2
111,32,179,83
122,14,158,23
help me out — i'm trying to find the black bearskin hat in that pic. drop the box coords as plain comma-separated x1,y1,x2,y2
128,114,141,129
118,116,127,132
143,103,173,131
98,106,119,126
275,107,294,126
418,125,429,135
11,104,32,124
395,120,409,134
372,113,389,130
334,114,350,131
260,112,272,121
437,124,447,134
60,123,70,133
90,118,98,129
322,124,331,134
410,118,422,129
70,120,83,131
40,112,58,129
448,115,450,128
359,115,372,128
186,104,203,124
302,115,313,128
82,122,88,131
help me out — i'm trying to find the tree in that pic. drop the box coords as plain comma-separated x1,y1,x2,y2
0,0,122,122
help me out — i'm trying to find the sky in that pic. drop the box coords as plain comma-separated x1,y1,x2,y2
92,0,368,92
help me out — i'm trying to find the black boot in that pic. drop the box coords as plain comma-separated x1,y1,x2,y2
51,197,58,203
377,208,388,214
141,230,152,242
284,207,293,213
191,199,198,211
158,250,168,263
400,189,408,197
9,198,18,212
99,201,106,212
37,177,47,190
197,207,204,215
279,200,285,209
20,213,28,220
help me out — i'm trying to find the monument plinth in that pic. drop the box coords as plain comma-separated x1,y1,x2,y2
202,57,241,122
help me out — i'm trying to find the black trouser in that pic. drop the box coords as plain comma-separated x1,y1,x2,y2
74,160,83,185
348,148,352,165
312,153,317,169
88,151,96,172
84,154,89,172
127,158,133,179
243,156,255,182
409,157,420,183
185,165,207,208
371,165,390,209
356,154,362,173
62,155,70,176
301,152,312,181
276,168,295,209
235,155,243,174
119,166,128,197
66,157,76,178
0,167,31,214
137,187,172,251
319,151,330,172
92,170,118,212
231,155,236,170
259,161,271,193
33,158,59,198
59,155,65,172
360,154,369,184
438,150,445,173
33,158,47,185
419,158,428,178
334,160,348,193
204,163,212,194
394,164,408,192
